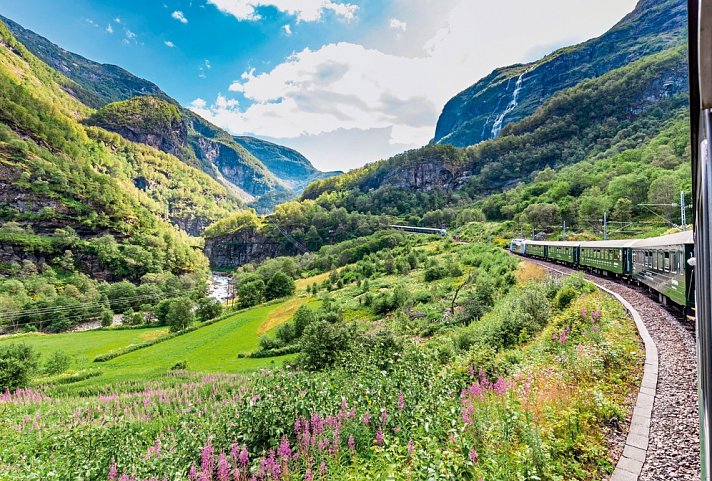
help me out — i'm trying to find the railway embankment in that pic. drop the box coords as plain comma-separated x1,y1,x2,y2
526,258,699,481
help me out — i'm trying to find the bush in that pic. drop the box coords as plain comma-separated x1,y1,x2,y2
168,297,195,332
265,271,295,300
298,320,353,371
553,286,578,311
238,279,265,308
424,263,449,282
0,343,38,391
196,297,223,322
292,305,316,338
100,309,114,327
44,350,71,375
170,360,188,371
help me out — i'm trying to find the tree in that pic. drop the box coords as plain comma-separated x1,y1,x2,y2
100,309,114,327
265,272,295,301
44,350,71,375
0,343,38,391
238,279,265,308
648,174,679,219
298,320,352,371
293,305,316,338
305,225,322,251
196,297,223,322
155,299,173,325
612,198,634,222
522,203,560,230
578,188,610,222
168,297,195,332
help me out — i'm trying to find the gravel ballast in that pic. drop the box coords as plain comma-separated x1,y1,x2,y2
526,258,700,480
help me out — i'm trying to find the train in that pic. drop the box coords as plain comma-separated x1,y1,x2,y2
510,231,695,314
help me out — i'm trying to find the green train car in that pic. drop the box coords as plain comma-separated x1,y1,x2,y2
628,231,695,307
523,241,547,258
514,231,695,310
579,240,630,275
548,241,580,264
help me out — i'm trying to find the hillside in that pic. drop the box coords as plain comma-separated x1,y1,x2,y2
233,135,341,192
432,0,686,147
0,17,242,330
302,46,688,222
85,96,286,202
2,16,328,209
0,14,170,109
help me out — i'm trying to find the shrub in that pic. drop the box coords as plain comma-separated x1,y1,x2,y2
299,320,353,371
196,297,223,322
100,309,114,327
170,360,188,371
553,286,578,311
168,297,195,332
0,343,38,391
265,271,295,300
424,263,449,282
44,350,71,376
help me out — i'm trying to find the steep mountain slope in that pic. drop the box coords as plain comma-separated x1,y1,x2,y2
303,46,689,215
233,136,341,191
85,96,286,201
433,0,686,147
0,19,233,281
1,16,327,208
0,14,169,109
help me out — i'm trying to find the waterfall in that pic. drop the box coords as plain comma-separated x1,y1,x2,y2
490,72,526,139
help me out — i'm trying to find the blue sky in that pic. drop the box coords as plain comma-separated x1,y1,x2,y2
0,0,637,171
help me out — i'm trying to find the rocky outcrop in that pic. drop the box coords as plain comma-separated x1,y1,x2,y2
204,228,294,269
433,0,686,147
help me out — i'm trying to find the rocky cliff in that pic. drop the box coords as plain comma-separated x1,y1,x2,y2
432,0,686,147
204,228,294,269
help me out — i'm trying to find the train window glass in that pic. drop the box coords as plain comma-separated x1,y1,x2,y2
664,252,670,272
653,252,657,270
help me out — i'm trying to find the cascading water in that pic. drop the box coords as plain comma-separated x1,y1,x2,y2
490,71,526,139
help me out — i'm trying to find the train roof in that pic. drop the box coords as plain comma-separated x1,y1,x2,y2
579,239,633,248
522,240,580,246
627,230,694,248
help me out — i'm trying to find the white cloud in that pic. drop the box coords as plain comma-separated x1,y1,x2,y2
114,17,121,24
282,24,292,35
164,40,175,47
194,0,638,170
206,0,357,23
123,29,137,44
172,10,189,23
106,24,114,34
389,18,406,32
85,18,98,27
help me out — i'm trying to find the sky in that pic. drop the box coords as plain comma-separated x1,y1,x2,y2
0,0,638,171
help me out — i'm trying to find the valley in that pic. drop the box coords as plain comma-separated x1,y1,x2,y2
0,0,701,479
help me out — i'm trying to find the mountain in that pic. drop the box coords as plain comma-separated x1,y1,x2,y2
233,136,341,191
1,15,331,209
0,17,237,282
303,44,689,216
432,0,686,147
0,14,170,109
85,96,286,202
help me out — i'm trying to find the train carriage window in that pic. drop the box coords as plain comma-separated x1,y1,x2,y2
664,252,671,272
652,251,657,270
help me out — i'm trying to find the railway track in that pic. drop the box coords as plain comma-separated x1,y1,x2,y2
525,257,700,480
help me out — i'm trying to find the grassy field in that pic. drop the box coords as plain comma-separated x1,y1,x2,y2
0,296,317,390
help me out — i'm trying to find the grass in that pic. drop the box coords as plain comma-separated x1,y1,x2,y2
0,296,318,390
0,327,169,369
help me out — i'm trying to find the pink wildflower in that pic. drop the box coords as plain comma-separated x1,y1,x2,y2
397,392,405,410
361,411,371,425
347,435,355,451
375,430,384,446
108,463,117,481
469,449,478,464
217,452,230,481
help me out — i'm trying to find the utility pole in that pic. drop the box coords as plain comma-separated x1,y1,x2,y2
603,212,608,240
681,191,687,231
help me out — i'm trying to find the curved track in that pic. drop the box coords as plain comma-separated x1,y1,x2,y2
525,257,700,480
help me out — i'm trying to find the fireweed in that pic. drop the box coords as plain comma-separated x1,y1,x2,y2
0,292,640,481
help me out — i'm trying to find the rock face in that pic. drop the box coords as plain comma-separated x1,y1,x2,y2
204,229,294,269
433,0,686,147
